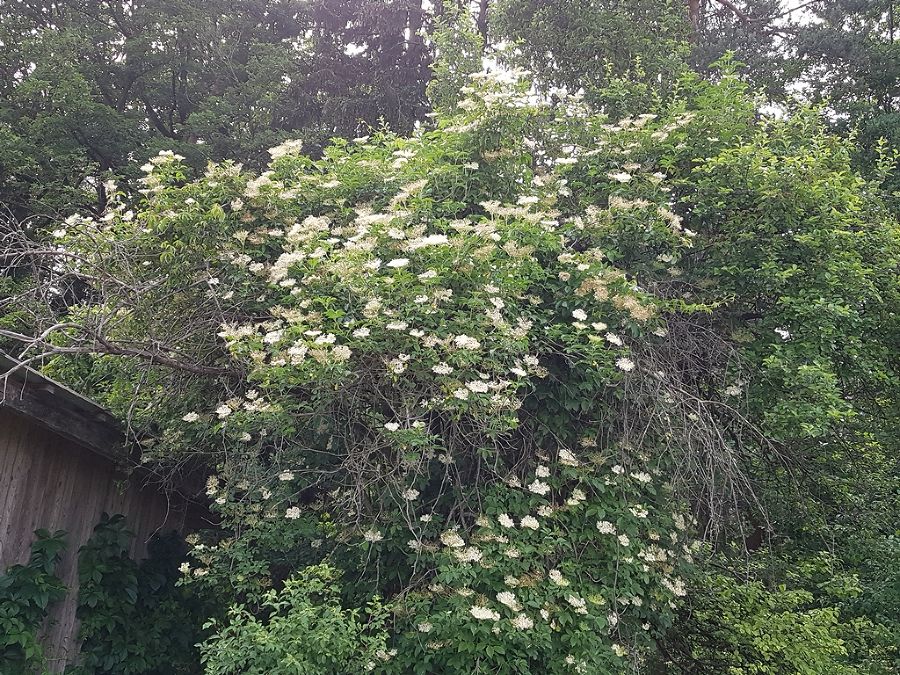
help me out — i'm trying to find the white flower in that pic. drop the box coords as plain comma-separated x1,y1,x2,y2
402,488,420,500
454,546,483,563
572,309,587,321
605,332,623,346
363,528,384,542
616,357,635,372
775,327,791,340
279,471,295,481
520,515,539,530
597,520,616,534
511,613,533,630
566,489,586,506
268,138,304,159
630,505,649,519
215,404,232,419
178,562,190,574
592,321,608,332
497,513,515,528
466,380,489,393
432,362,454,375
453,334,481,350
612,644,628,658
332,345,352,361
388,358,407,374
182,412,200,422
386,258,409,268
418,269,438,280
353,327,371,338
469,605,500,621
559,449,579,466
440,530,466,548
528,479,550,496
496,591,522,611
566,595,588,614
549,569,569,587
386,321,408,331
384,422,400,432
663,577,687,597
285,506,301,519
608,171,632,183
263,330,283,344
417,622,433,633
453,388,470,400
536,464,550,478
407,234,449,250
611,464,625,475
631,471,652,484
618,534,631,547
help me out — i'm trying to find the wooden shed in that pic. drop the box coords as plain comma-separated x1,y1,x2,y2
0,354,194,671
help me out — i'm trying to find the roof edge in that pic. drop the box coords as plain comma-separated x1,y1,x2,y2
0,353,126,461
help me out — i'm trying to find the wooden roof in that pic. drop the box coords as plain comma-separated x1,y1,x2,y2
0,353,125,461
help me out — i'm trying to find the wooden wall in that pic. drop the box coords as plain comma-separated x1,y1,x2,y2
0,407,189,672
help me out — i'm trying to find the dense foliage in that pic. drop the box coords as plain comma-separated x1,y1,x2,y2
1,2,899,674
69,514,205,675
0,530,66,672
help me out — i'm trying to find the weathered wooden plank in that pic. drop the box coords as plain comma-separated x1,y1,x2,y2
0,353,125,461
0,408,193,672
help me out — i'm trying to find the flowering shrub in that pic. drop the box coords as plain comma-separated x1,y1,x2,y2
129,70,701,671
26,64,899,673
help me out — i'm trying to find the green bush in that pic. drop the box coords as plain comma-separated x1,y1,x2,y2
660,572,857,675
200,565,389,675
0,529,66,673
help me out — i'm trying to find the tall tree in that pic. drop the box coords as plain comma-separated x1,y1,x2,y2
794,1,900,200
0,0,434,224
492,0,693,111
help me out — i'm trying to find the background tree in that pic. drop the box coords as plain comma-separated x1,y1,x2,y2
492,0,693,112
0,0,434,224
